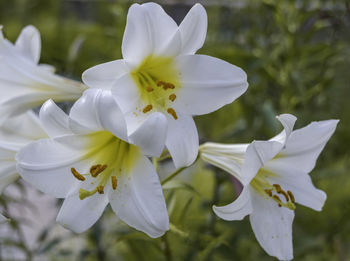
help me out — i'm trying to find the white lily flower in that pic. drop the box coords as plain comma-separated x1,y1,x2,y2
0,111,47,223
200,114,338,260
0,25,87,120
82,3,248,168
16,89,169,237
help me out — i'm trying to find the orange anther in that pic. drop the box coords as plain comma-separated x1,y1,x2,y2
146,86,154,92
169,94,176,102
142,104,153,113
71,168,85,181
167,108,178,120
97,185,104,194
112,176,118,190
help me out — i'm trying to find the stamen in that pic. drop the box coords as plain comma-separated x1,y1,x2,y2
71,168,85,181
97,185,104,194
169,94,176,102
142,104,153,113
90,164,108,177
146,86,154,92
273,184,282,193
157,80,165,87
287,190,295,203
264,189,272,197
167,108,178,120
111,176,118,190
272,195,281,203
278,190,290,202
79,188,97,200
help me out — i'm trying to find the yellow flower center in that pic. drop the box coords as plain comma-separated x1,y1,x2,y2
70,131,138,200
250,169,296,210
131,55,181,120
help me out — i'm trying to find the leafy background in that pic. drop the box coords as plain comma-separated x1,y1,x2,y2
0,0,349,260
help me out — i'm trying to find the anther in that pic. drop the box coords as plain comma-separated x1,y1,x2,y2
146,86,154,92
97,185,104,194
273,195,281,203
287,190,295,203
169,94,176,102
157,80,164,87
278,190,289,202
142,104,153,113
167,108,178,120
273,184,282,193
71,168,85,181
112,176,118,190
264,189,273,197
90,164,108,177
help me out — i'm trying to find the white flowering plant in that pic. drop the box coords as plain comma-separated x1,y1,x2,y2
0,1,346,260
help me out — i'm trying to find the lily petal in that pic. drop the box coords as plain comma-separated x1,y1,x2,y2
165,114,198,168
129,112,168,157
15,25,41,64
250,189,294,261
16,135,91,198
273,119,338,173
179,4,207,54
0,162,18,194
200,143,248,181
108,150,169,238
173,54,248,115
39,99,72,138
270,114,297,146
241,140,283,185
213,187,252,220
122,3,178,66
56,191,108,233
82,59,129,90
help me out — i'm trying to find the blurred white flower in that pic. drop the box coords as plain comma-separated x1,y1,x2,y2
82,3,248,168
0,25,87,120
16,89,169,237
0,111,47,223
200,114,338,260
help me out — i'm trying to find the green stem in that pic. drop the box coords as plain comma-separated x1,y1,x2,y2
161,167,186,185
161,233,172,261
152,157,159,172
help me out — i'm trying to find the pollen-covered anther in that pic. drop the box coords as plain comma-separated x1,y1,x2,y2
163,83,175,90
287,190,295,203
167,108,178,120
156,80,165,87
146,86,154,92
142,104,153,113
169,94,176,102
273,184,282,193
111,176,118,190
264,189,272,197
90,164,108,177
97,185,104,194
71,168,85,181
278,190,290,202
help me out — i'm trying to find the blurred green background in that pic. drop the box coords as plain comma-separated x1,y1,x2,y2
0,0,349,260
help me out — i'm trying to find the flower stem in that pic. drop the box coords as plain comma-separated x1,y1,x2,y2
161,167,186,185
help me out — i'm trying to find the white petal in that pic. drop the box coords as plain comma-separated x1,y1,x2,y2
250,189,294,261
39,99,72,138
95,90,128,141
273,119,338,173
108,151,169,238
264,162,327,211
16,136,90,198
179,4,207,54
82,59,129,89
15,25,41,64
213,186,252,220
129,112,168,157
270,114,297,145
0,162,18,194
173,55,248,115
56,191,108,233
0,213,8,223
122,3,179,66
200,143,248,181
241,140,283,185
0,111,46,142
165,114,198,168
